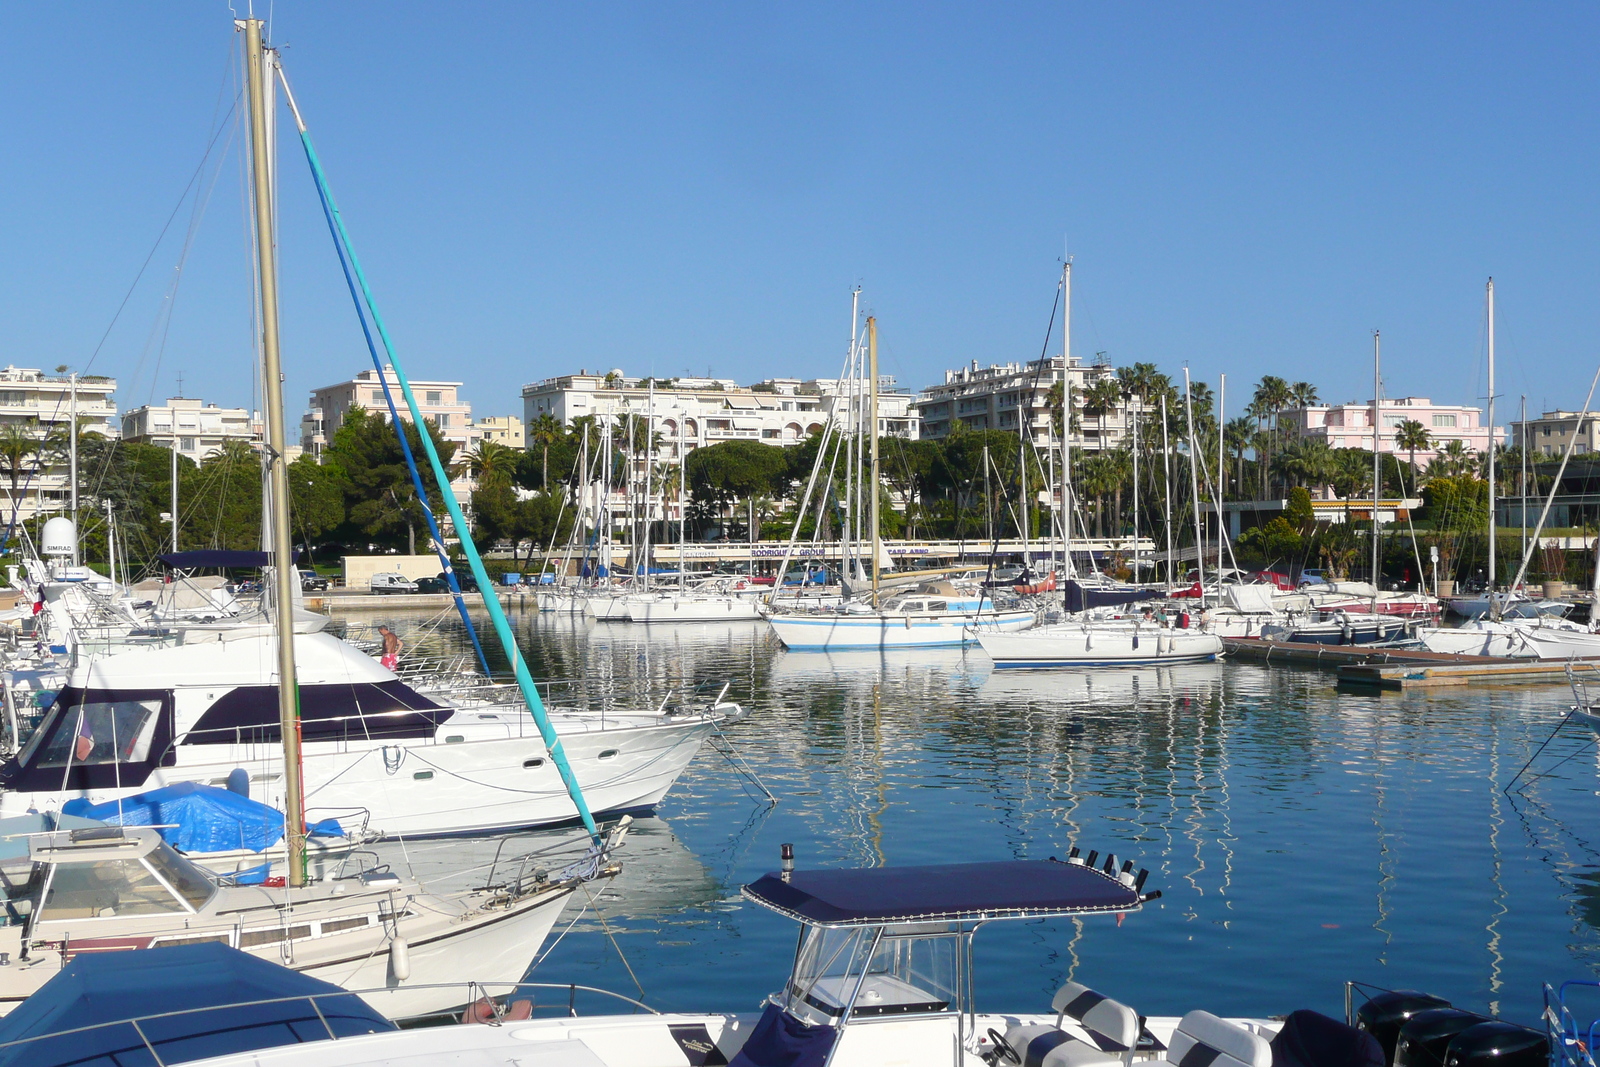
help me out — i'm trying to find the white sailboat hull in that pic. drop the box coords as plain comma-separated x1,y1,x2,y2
627,595,765,622
766,609,1036,650
978,625,1223,667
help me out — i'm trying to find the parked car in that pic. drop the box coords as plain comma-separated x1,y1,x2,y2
369,572,418,594
299,570,329,592
1298,568,1329,588
414,576,449,594
441,571,478,593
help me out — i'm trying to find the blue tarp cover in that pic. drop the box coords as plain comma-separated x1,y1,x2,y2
157,550,298,569
0,942,394,1067
744,859,1141,926
62,783,342,854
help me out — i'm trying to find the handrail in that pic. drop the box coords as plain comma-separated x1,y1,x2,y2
0,980,659,1057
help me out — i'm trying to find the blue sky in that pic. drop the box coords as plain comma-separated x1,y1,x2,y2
3,4,1598,428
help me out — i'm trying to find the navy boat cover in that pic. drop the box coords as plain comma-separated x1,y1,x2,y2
157,550,297,569
744,859,1141,926
62,782,343,854
1064,581,1162,614
0,942,393,1067
728,1002,836,1067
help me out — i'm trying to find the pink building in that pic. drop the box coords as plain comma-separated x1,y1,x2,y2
1280,397,1502,464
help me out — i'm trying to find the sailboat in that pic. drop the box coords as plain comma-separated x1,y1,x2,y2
763,313,1035,650
0,19,622,1023
0,22,741,836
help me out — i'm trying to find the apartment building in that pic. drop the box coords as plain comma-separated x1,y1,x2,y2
911,356,1135,449
301,367,475,460
122,397,260,461
0,367,118,521
1512,410,1600,457
1280,397,1500,463
521,370,916,461
475,415,524,448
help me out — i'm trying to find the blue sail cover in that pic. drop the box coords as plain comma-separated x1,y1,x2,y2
1064,580,1162,614
744,859,1142,926
62,783,341,854
0,942,393,1067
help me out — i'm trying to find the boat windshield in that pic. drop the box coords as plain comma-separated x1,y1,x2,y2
785,923,960,1023
143,841,217,911
31,698,163,768
40,856,189,920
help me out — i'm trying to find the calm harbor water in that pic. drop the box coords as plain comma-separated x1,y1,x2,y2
364,607,1600,1027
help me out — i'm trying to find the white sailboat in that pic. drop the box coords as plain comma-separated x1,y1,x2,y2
764,313,1035,650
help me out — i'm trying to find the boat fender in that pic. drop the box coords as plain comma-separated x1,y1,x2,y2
389,936,411,981
1178,612,1189,629
226,768,250,797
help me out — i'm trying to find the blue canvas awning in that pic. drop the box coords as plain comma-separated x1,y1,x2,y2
0,942,393,1067
743,859,1142,927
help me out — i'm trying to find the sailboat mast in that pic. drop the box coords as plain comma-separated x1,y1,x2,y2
1217,373,1226,569
868,316,880,603
1372,331,1382,593
242,17,307,888
1183,368,1203,595
1520,394,1528,567
1061,260,1072,580
69,374,78,565
1486,278,1497,591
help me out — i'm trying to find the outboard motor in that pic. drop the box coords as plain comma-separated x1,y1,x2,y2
1355,991,1452,1062
1441,1021,1546,1067
1393,1008,1490,1067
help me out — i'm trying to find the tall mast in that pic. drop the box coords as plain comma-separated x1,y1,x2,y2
1061,260,1072,580
1520,394,1528,568
1217,373,1226,567
1486,278,1497,591
170,439,179,551
1183,368,1203,595
69,374,78,565
1161,393,1172,585
242,17,306,888
868,317,880,604
1372,331,1382,594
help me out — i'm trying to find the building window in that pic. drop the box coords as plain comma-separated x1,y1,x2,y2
180,437,196,452
0,392,25,407
1432,414,1457,428
371,390,386,403
425,391,442,406
437,414,450,428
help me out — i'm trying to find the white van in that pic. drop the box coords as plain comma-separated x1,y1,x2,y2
370,572,418,594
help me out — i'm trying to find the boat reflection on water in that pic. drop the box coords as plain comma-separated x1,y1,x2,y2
978,659,1228,706
338,815,720,925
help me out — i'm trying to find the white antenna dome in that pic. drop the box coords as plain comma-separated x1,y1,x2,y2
40,517,76,558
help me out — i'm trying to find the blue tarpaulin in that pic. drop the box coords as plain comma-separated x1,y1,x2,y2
62,783,342,855
0,942,394,1067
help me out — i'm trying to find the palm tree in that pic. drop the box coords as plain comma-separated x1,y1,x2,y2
1429,439,1475,481
461,439,518,487
1393,419,1430,493
1082,378,1122,448
1224,417,1255,498
1273,439,1338,492
0,424,39,519
1251,376,1293,495
1289,381,1321,408
527,414,563,489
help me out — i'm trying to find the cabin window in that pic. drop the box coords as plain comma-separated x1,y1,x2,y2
785,923,961,1023
143,841,218,910
523,758,545,768
598,749,619,760
926,601,948,612
40,858,187,920
413,770,434,780
35,698,162,768
445,735,465,743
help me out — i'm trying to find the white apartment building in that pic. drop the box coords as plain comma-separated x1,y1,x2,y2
0,367,118,521
1512,410,1600,457
301,367,475,460
911,356,1135,449
122,397,260,461
1280,397,1500,463
475,415,524,448
521,371,917,459
302,367,477,501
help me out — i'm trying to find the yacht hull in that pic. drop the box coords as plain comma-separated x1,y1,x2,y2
766,609,1035,650
627,595,764,622
978,626,1223,668
0,713,725,838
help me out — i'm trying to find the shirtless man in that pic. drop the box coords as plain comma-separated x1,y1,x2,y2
378,625,402,670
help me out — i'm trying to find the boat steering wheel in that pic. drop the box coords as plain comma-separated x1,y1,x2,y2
986,1027,1021,1065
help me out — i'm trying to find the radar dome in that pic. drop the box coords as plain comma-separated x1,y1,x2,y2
40,517,76,557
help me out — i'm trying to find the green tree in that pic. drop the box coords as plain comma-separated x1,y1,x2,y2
1394,419,1431,492
527,414,564,489
325,407,459,553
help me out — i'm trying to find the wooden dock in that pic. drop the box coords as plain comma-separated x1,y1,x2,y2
1222,637,1600,689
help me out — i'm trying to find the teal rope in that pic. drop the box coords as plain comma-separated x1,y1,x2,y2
293,128,600,842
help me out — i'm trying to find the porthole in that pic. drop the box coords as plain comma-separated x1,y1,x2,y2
523,758,545,769
413,770,434,780
598,749,619,761
445,735,465,744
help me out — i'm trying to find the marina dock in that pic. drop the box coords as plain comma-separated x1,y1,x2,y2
1223,636,1600,688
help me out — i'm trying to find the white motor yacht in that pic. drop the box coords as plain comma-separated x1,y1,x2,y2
978,617,1223,668
0,632,739,838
